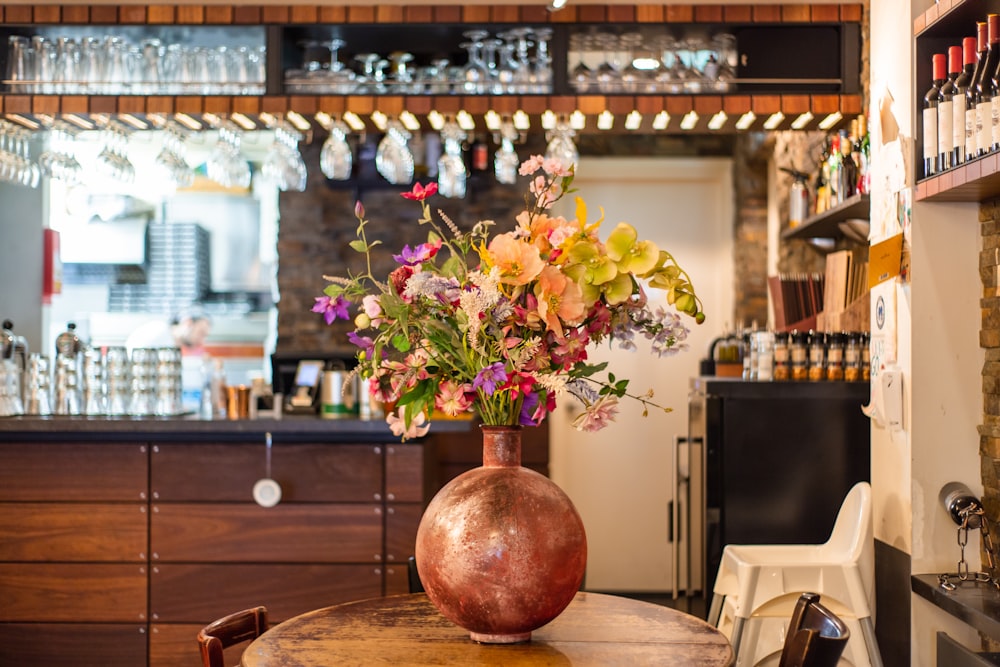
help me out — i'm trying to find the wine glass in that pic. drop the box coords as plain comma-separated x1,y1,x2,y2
545,120,578,172
320,119,353,181
375,119,414,185
437,120,467,199
494,120,520,185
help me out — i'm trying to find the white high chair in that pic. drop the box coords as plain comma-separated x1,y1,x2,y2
707,481,882,667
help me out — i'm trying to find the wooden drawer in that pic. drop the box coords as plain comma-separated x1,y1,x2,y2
0,443,148,501
0,622,147,667
0,503,147,562
151,503,383,562
386,503,423,565
150,563,382,623
151,443,382,502
386,443,425,503
0,563,147,622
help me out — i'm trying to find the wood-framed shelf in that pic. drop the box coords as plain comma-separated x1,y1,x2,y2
915,154,1000,202
0,3,864,134
782,193,870,240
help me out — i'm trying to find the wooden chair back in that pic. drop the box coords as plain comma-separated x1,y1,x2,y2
778,593,850,667
197,606,269,667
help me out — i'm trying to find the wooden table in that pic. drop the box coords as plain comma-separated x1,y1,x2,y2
241,592,735,666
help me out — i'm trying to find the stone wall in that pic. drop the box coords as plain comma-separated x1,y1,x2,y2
275,134,769,353
981,200,1000,577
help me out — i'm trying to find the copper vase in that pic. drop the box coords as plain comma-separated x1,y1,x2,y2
415,425,587,643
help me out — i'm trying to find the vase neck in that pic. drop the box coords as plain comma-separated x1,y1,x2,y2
481,427,522,468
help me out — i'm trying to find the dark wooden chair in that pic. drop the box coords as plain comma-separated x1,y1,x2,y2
198,606,269,667
778,593,850,667
408,555,425,593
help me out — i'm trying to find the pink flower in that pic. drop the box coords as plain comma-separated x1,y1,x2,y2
312,295,351,325
387,407,430,440
435,380,474,417
401,182,438,201
571,395,620,432
354,201,365,219
518,155,545,176
362,294,383,325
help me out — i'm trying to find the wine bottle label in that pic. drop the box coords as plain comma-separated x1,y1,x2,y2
938,99,953,156
968,106,979,156
993,96,1000,147
924,108,937,160
979,101,992,151
955,95,967,152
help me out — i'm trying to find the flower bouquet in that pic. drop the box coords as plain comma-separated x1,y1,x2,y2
315,155,704,439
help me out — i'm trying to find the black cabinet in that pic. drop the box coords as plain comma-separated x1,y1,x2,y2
698,380,871,601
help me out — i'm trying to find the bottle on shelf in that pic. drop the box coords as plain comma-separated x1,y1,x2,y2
827,132,842,205
923,53,945,178
977,14,1000,156
815,137,831,215
838,128,858,200
955,36,977,166
856,114,870,195
939,46,960,171
967,22,988,162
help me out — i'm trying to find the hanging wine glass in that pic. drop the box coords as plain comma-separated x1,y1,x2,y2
460,30,491,94
545,119,578,172
320,118,353,181
437,119,467,199
494,119,520,186
375,118,414,185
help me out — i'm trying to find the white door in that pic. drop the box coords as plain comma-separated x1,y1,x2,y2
549,156,735,592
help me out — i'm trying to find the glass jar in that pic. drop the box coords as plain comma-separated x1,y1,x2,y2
807,331,826,381
790,331,809,381
754,331,775,381
773,331,790,381
844,332,862,382
825,332,845,381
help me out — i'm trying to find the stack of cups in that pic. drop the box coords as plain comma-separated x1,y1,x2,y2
129,347,157,416
53,350,81,415
155,347,182,416
23,353,51,415
80,347,106,415
0,359,24,416
105,346,130,415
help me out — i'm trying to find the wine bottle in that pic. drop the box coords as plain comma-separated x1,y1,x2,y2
924,54,944,177
856,114,870,195
968,23,988,161
939,46,960,170
977,14,1000,155
827,132,842,204
838,129,858,200
955,36,977,165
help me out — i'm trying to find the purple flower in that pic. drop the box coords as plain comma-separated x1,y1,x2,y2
472,362,508,397
312,295,351,325
392,239,442,267
347,331,375,358
519,391,541,426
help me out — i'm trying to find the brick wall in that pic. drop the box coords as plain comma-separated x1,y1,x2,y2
981,201,1000,558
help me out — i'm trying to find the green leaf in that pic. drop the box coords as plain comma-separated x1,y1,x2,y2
349,240,368,253
391,333,411,352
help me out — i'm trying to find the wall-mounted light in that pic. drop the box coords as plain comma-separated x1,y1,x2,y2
342,111,367,132
547,0,568,12
624,111,642,131
230,112,258,131
790,111,814,130
426,110,445,131
484,110,502,131
680,111,699,131
570,110,586,131
62,114,95,131
735,111,757,130
286,110,312,133
597,110,614,130
400,111,421,132
652,111,670,130
513,110,531,132
172,113,203,131
763,111,785,130
541,110,558,130
456,110,476,132
818,111,843,130
370,110,389,132
707,111,727,131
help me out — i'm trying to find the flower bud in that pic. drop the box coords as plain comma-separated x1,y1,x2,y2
355,313,371,329
355,201,365,219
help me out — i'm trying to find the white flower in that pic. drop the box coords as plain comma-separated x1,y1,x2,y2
387,408,430,440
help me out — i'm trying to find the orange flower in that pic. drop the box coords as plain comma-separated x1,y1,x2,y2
534,265,586,337
486,234,545,286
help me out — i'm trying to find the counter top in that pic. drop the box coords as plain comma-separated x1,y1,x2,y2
912,573,1000,641
0,414,474,442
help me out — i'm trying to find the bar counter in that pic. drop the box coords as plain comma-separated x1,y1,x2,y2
0,413,474,442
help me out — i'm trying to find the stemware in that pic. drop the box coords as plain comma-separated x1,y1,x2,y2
460,30,491,94
207,121,251,189
545,120,579,172
320,119,353,181
375,119,414,185
262,120,308,192
494,120,520,186
437,120,467,199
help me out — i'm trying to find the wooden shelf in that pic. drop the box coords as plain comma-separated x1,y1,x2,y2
782,193,870,240
915,153,1000,202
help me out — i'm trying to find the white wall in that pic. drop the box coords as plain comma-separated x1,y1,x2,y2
871,0,987,662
